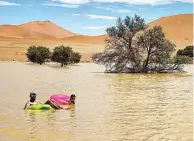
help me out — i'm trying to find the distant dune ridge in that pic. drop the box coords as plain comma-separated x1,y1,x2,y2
0,14,193,61
19,21,76,38
0,21,75,39
0,25,56,39
61,34,108,44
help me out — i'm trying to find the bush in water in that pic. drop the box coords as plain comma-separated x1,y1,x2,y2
177,45,193,58
26,46,50,65
51,45,81,67
92,15,192,73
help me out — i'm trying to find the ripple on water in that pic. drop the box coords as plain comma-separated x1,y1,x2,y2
0,62,192,141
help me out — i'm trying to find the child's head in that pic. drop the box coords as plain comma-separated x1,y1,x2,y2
30,92,37,101
70,94,76,103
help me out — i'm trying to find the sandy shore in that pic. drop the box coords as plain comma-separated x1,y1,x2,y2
0,36,192,62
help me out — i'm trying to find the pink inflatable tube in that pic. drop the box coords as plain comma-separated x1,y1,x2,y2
50,94,70,105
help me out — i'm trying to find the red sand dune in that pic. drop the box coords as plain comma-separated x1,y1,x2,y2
19,21,75,38
0,14,192,46
148,14,193,48
0,25,56,39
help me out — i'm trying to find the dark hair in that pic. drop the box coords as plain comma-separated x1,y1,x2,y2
30,92,36,96
71,94,76,98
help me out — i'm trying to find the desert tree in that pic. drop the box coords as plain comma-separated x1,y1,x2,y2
92,15,192,73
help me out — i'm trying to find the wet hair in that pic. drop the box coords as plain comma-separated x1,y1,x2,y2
70,94,76,104
70,94,76,98
30,92,36,96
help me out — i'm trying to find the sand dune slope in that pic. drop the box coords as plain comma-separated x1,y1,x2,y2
148,14,193,48
19,21,75,38
0,25,56,39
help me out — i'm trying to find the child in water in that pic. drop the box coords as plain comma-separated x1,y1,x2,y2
24,92,40,110
44,94,76,109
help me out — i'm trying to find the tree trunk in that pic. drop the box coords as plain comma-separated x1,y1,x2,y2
142,57,149,73
142,47,151,73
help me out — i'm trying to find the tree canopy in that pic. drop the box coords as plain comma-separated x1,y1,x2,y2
26,46,50,65
51,45,81,67
26,45,81,66
177,45,193,58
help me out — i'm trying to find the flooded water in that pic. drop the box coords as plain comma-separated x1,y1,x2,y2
0,62,192,141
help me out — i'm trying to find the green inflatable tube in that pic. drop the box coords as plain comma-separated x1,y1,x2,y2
27,104,53,110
